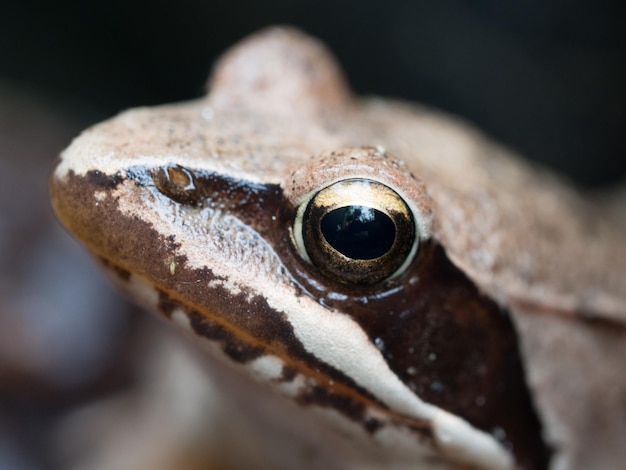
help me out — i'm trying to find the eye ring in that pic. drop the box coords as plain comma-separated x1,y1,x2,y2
293,179,418,285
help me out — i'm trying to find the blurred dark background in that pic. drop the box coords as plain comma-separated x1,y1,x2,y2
1,0,625,186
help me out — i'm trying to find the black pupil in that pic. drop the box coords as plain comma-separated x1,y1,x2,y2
320,206,395,260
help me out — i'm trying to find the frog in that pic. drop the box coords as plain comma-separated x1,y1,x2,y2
49,27,626,470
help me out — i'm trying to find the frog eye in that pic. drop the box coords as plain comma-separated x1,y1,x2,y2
294,179,418,285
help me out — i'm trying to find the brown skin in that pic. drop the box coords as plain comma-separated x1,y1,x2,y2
51,27,626,469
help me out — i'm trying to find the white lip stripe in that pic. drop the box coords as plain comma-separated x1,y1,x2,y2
266,290,512,470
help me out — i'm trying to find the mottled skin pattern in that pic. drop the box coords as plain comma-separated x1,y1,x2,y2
50,28,626,470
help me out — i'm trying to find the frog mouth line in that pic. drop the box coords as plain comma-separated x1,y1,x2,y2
96,254,437,442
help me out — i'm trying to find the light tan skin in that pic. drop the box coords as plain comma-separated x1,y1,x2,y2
51,27,626,470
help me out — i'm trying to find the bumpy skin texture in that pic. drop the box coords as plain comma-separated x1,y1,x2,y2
51,28,626,470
